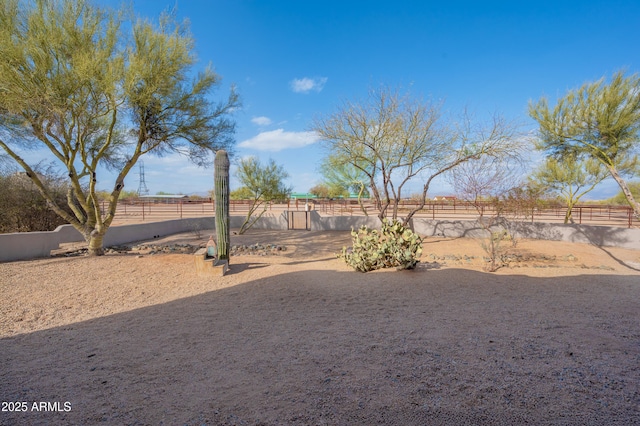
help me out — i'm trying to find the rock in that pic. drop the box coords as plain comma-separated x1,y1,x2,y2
230,242,287,256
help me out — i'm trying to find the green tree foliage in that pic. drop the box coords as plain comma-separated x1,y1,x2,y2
229,186,255,200
309,184,332,199
235,157,291,234
319,153,370,213
313,85,524,225
608,181,640,205
0,0,239,254
532,156,608,223
309,183,348,199
529,70,640,219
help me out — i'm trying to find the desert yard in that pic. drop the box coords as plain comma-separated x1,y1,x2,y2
1,230,639,425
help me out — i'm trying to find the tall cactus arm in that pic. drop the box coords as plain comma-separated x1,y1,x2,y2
214,150,231,261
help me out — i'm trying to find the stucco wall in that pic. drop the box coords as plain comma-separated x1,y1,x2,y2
103,217,215,247
234,212,288,231
0,225,85,262
410,219,640,250
1,214,638,262
1,217,213,262
310,211,380,232
0,214,287,262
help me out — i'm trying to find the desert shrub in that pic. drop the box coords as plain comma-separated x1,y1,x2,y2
0,168,73,233
481,229,509,272
339,219,423,272
190,222,203,239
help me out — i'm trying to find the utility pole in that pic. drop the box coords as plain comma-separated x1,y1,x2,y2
137,160,150,196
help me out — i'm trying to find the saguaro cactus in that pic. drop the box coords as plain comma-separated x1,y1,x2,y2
214,150,230,261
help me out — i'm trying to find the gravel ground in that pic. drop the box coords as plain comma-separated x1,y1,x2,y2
1,230,639,425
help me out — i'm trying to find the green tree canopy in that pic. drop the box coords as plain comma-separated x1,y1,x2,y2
229,186,255,200
608,181,640,205
319,153,370,214
531,156,608,223
234,157,291,234
529,70,640,219
309,183,335,199
0,0,239,254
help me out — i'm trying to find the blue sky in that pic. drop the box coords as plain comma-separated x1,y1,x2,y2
87,1,640,197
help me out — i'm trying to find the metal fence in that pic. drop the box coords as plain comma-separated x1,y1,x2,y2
106,199,638,228
312,200,637,228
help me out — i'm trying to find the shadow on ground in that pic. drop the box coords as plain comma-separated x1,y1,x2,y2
572,225,640,272
2,269,639,425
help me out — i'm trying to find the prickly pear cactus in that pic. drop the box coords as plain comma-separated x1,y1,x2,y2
339,219,423,272
214,150,230,261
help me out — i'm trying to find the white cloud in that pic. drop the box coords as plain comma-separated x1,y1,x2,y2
126,153,214,194
238,129,320,152
290,77,328,94
251,116,272,126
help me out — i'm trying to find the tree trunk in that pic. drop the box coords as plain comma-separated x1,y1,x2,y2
608,166,640,220
357,184,368,216
239,202,267,235
564,205,574,224
88,229,105,256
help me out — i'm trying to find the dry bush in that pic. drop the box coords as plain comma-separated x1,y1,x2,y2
0,166,73,233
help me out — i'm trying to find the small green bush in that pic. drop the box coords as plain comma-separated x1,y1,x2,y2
339,219,423,272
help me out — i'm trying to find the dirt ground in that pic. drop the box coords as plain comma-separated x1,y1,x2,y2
1,229,639,425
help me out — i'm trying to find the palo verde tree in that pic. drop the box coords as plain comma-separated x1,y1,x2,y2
313,85,525,226
529,70,640,219
0,0,239,255
532,156,607,223
308,183,335,199
235,156,291,234
319,153,371,215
